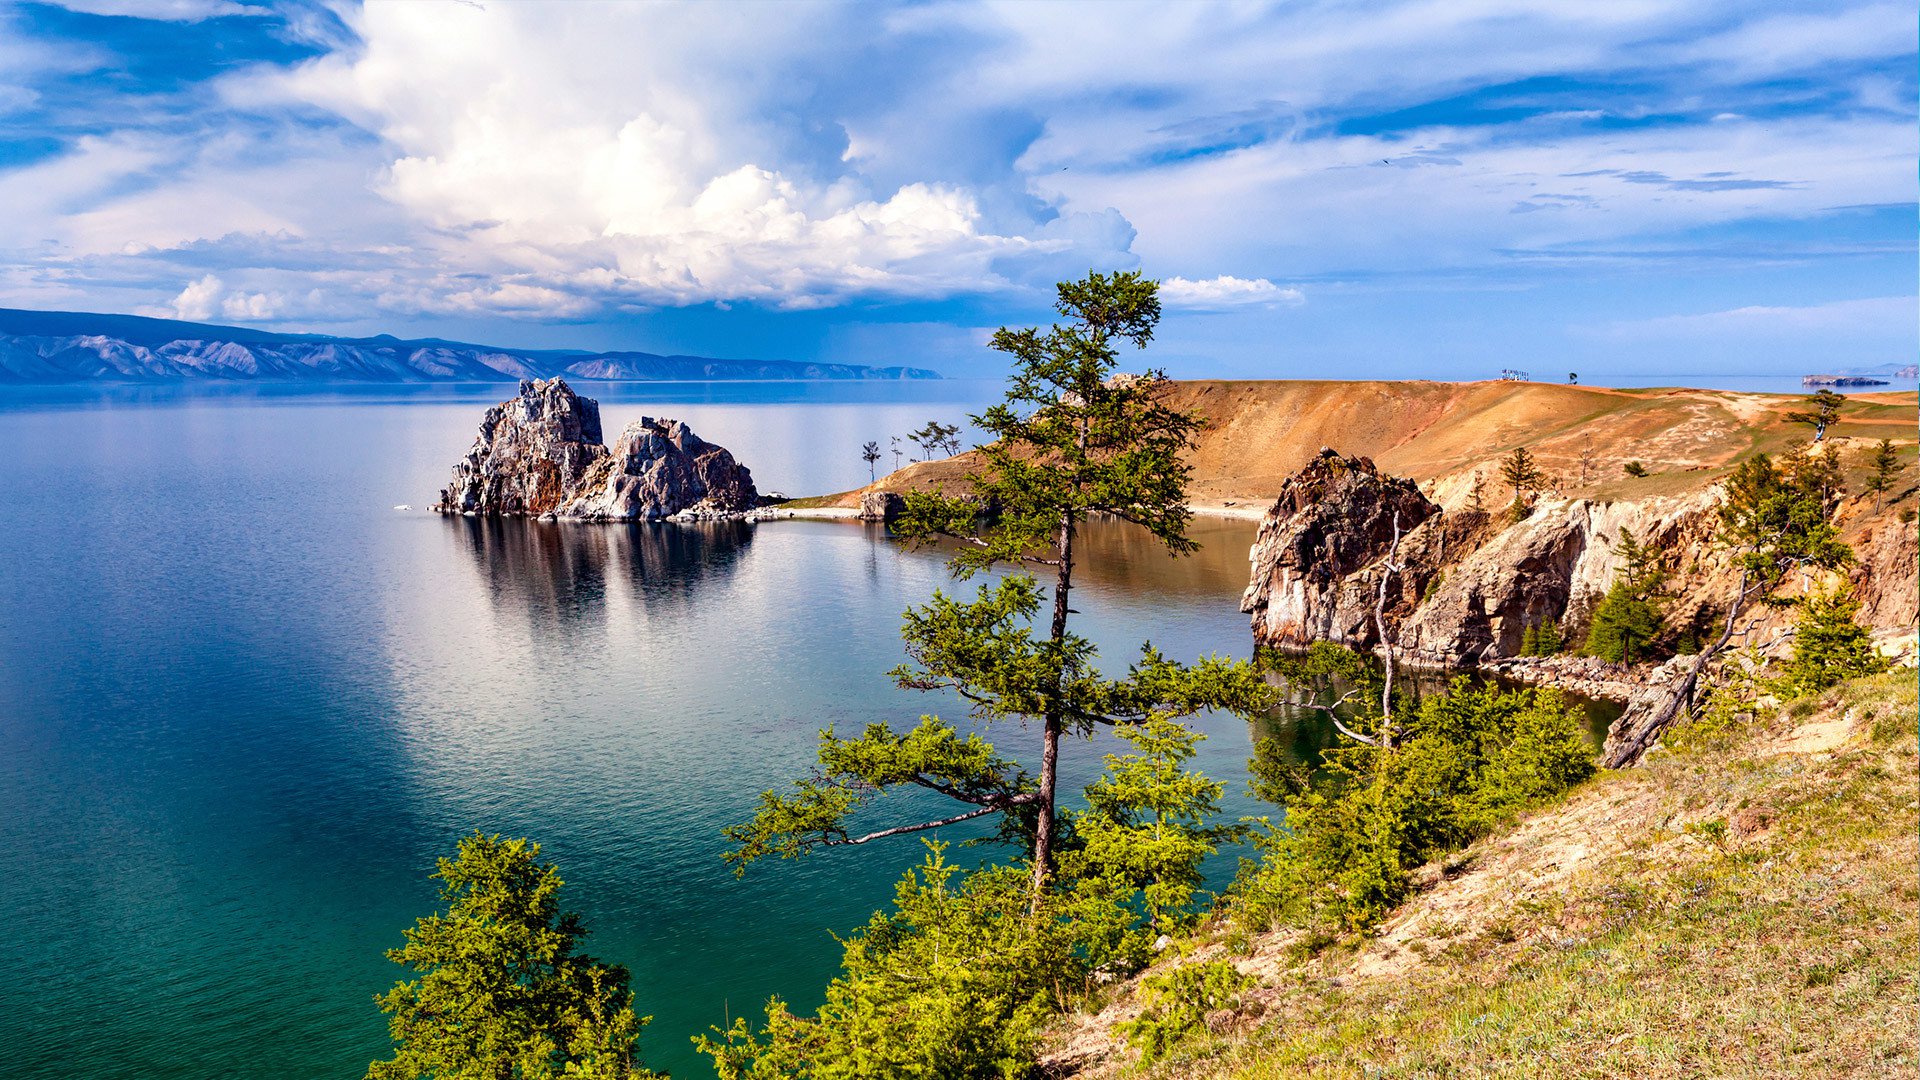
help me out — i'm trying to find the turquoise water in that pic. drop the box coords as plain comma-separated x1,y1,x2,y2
0,383,1288,1079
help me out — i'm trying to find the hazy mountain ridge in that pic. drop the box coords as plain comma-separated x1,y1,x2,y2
0,308,941,383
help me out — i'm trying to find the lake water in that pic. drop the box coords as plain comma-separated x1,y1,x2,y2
0,382,1300,1079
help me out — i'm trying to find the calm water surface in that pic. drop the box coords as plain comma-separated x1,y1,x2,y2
0,383,1301,1079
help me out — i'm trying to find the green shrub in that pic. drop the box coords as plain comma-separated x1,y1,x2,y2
1777,585,1888,698
1234,671,1595,933
1118,959,1253,1063
1582,581,1661,662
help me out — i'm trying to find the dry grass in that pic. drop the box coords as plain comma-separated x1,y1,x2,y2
806,380,1918,513
1048,672,1919,1080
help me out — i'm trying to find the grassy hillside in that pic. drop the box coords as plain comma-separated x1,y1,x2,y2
809,379,1918,512
1042,672,1919,1078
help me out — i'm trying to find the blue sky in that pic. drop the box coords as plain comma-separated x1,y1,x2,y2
0,0,1912,380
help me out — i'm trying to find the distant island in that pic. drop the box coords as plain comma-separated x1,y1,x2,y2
0,307,941,383
1802,363,1916,388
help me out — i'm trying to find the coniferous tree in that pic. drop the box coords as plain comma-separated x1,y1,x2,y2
1500,446,1542,523
722,271,1270,905
1863,438,1902,509
1467,470,1487,515
367,834,657,1080
860,440,881,483
1779,585,1887,696
1785,389,1845,441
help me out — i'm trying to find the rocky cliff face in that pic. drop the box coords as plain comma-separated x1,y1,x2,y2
433,379,757,520
435,378,608,516
1239,449,1440,650
557,417,758,520
1242,453,1913,670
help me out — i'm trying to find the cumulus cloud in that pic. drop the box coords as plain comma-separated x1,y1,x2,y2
1160,275,1304,310
156,274,284,322
0,0,1912,335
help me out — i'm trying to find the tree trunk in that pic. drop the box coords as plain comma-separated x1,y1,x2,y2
1030,509,1074,908
1600,569,1749,768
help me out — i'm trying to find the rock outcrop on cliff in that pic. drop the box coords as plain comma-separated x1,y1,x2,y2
433,379,758,520
1240,449,1439,650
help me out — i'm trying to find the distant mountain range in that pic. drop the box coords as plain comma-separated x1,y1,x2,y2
0,308,941,383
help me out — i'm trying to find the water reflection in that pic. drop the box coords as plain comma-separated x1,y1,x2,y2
447,516,754,633
1251,670,1624,776
907,514,1258,601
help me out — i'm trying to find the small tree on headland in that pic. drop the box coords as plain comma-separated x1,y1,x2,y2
1467,471,1487,515
1601,454,1853,766
367,833,657,1080
888,436,903,472
1862,438,1903,509
722,270,1270,908
1500,446,1542,523
1623,461,1648,478
1785,389,1845,442
860,440,881,483
908,420,962,461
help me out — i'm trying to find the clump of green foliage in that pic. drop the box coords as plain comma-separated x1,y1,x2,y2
701,715,1246,1079
1520,618,1562,656
1501,446,1542,523
1239,645,1595,931
1776,585,1888,698
698,843,1123,1079
1118,958,1253,1063
706,272,1274,1078
1622,461,1648,478
1582,529,1667,663
1861,437,1904,508
367,833,656,1080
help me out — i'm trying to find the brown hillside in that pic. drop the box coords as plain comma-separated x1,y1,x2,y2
813,379,1918,512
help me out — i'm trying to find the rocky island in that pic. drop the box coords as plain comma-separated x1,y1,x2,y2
433,378,758,521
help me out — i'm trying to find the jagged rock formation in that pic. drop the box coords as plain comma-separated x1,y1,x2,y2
435,379,608,516
557,417,758,520
858,491,907,523
1246,456,1746,669
1239,449,1440,650
433,379,757,520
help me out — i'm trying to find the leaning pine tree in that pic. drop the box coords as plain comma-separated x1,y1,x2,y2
722,270,1270,908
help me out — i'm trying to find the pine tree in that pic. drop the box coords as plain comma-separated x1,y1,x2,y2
1780,586,1888,696
1500,446,1542,523
367,834,657,1080
1468,470,1487,515
722,271,1272,906
1583,582,1661,663
1862,438,1902,509
1785,389,1845,441
860,440,881,483
1534,618,1562,655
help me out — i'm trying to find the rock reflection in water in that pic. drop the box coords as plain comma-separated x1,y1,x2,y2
447,516,754,633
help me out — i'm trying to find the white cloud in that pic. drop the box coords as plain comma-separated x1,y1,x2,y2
1160,275,1304,310
39,0,266,21
164,274,223,321
153,274,283,323
1607,295,1914,338
4,0,1913,330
